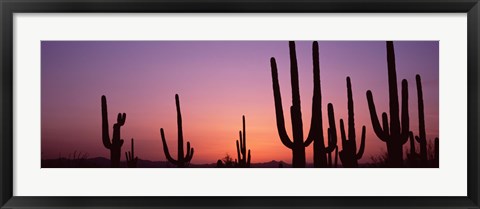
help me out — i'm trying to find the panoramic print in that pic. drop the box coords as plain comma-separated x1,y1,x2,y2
41,41,439,168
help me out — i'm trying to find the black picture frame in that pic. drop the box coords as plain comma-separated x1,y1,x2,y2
1,0,479,208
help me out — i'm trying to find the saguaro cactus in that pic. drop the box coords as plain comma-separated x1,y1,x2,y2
160,94,194,168
270,41,333,168
366,41,410,167
339,77,366,168
101,95,126,168
236,115,251,168
125,138,138,168
412,74,428,167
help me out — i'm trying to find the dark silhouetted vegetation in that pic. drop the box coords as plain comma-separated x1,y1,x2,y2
44,41,440,169
270,41,336,168
101,95,126,168
339,77,366,168
235,115,251,168
366,41,410,167
160,94,195,168
125,138,138,168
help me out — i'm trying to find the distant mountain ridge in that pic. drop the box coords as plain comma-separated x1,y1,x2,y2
41,157,292,168
42,157,395,168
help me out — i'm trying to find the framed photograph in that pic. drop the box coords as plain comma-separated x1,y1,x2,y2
1,0,479,208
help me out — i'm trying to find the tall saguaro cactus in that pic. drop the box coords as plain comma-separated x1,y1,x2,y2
412,74,428,167
101,95,126,168
339,77,366,168
366,41,410,167
236,115,251,168
270,41,332,168
160,94,194,168
125,138,138,168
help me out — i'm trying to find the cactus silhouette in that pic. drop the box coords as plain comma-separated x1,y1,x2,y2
160,94,194,168
101,95,126,168
338,77,366,168
325,104,339,168
366,41,410,167
236,115,251,168
125,138,138,168
270,41,334,168
412,74,429,167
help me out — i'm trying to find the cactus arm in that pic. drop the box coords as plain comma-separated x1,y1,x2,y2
381,113,389,141
242,115,246,153
415,136,423,143
416,74,426,142
325,103,337,153
236,139,241,163
185,149,194,162
356,126,366,159
289,41,301,113
101,95,112,149
400,79,410,144
339,120,346,148
346,77,356,147
366,91,389,141
117,113,126,126
270,57,294,149
112,113,126,147
185,141,194,162
239,131,244,156
247,150,251,167
304,133,314,147
188,148,194,161
305,41,322,147
186,141,191,158
160,128,179,165
327,132,337,154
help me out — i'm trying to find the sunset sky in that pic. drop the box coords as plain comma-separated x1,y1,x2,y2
41,41,439,165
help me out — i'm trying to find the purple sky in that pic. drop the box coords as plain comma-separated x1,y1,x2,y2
41,41,439,164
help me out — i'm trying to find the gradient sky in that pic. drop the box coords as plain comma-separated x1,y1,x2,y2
41,41,439,165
